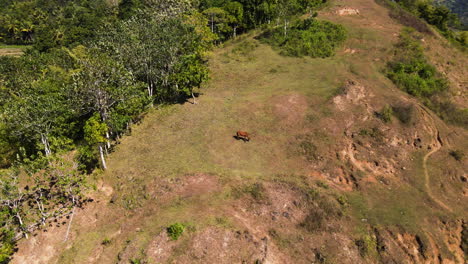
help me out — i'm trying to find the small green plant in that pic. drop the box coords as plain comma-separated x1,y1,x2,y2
449,150,464,161
377,105,393,123
101,237,112,245
301,195,342,232
307,188,320,201
392,104,414,124
298,134,318,161
167,223,185,240
316,180,329,189
387,29,448,98
246,183,267,201
130,258,143,264
0,229,14,264
355,235,377,257
359,127,383,139
336,195,348,206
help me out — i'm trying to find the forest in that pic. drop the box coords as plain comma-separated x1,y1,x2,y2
0,0,465,262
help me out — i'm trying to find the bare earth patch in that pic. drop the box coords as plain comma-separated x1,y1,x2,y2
336,8,360,16
272,94,308,126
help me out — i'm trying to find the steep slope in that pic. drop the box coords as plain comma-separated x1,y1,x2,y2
12,0,467,263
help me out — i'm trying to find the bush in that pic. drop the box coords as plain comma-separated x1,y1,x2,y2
359,127,383,140
377,104,393,123
392,104,415,124
355,235,377,257
101,237,112,245
386,30,467,128
246,183,267,201
387,30,448,97
301,194,342,232
425,98,468,128
167,223,185,240
0,227,15,264
260,18,346,58
374,0,432,34
299,140,318,161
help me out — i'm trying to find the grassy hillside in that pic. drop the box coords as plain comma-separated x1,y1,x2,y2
11,0,467,263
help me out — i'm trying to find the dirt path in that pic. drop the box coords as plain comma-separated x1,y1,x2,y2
419,106,453,213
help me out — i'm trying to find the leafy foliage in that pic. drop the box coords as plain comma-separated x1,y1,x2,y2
0,0,115,50
0,1,212,259
387,29,448,98
260,18,347,57
378,0,467,48
377,105,393,123
167,223,185,240
301,191,343,232
199,0,328,40
387,28,467,127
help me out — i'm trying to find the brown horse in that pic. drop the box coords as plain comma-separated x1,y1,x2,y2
236,131,250,142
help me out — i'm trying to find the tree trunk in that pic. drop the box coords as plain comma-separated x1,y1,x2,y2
64,206,75,242
211,15,214,33
16,212,28,239
233,26,237,39
192,91,197,105
99,144,107,170
105,131,111,150
284,19,288,37
41,133,51,157
147,81,154,98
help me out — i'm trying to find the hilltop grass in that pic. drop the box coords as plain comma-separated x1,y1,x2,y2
49,1,467,261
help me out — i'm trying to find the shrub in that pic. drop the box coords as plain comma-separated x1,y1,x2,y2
129,258,143,264
316,180,329,189
336,195,348,206
301,194,342,232
425,98,468,128
0,228,15,264
260,18,346,58
101,237,112,245
359,127,383,139
377,104,393,123
167,223,185,240
246,183,267,201
355,235,377,257
392,104,415,124
299,141,318,161
374,0,432,34
385,29,468,127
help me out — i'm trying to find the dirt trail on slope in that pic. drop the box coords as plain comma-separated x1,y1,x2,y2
419,105,453,213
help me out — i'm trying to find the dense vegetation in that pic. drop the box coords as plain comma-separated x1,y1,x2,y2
259,18,346,57
387,28,467,127
378,0,467,47
434,0,467,28
387,29,448,97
